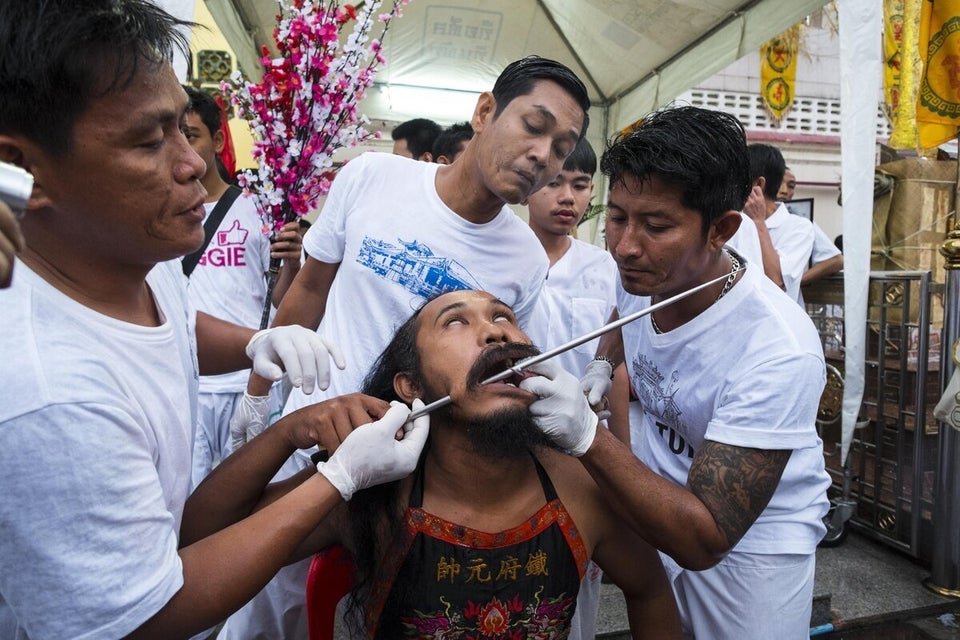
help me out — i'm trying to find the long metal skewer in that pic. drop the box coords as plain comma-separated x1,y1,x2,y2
406,268,741,421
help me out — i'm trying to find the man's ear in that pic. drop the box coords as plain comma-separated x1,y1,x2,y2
393,372,421,404
709,210,742,250
471,91,496,135
418,151,434,162
213,129,225,154
754,176,766,191
0,136,48,211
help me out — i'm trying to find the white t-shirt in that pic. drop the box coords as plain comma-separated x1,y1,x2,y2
0,260,197,639
726,212,763,270
187,192,271,393
766,202,815,304
810,223,841,264
619,263,831,556
526,238,618,377
285,152,549,421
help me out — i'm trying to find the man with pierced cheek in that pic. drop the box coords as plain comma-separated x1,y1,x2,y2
301,289,681,640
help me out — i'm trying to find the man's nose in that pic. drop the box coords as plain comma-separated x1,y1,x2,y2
481,320,511,344
557,183,575,204
612,225,643,260
527,137,551,167
176,137,206,183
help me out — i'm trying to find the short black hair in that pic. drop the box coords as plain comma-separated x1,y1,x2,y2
183,86,223,139
391,118,442,159
492,56,590,139
600,105,751,233
0,0,192,156
562,137,596,176
431,122,473,161
748,143,786,202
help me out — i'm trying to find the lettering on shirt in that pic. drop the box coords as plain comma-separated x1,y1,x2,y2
198,219,250,268
199,246,247,267
435,551,549,585
656,420,696,459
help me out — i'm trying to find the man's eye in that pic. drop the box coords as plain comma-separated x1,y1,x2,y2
443,317,465,327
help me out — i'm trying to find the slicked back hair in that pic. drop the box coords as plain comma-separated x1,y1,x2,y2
600,105,751,235
0,0,192,156
492,56,590,140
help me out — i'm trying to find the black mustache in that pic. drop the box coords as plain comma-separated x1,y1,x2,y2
465,342,541,389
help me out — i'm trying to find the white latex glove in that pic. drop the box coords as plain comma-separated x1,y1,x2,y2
316,399,430,501
579,358,614,410
520,359,599,457
229,392,272,451
245,326,346,393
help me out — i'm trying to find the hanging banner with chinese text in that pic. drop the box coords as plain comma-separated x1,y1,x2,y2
760,26,799,125
916,0,960,148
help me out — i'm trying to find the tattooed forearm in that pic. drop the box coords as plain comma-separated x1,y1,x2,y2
687,441,791,549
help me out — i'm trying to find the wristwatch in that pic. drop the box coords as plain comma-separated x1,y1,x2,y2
593,355,616,379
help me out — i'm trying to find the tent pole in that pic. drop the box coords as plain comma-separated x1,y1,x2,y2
924,157,960,597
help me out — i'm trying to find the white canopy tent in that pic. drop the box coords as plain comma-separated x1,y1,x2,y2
204,0,832,138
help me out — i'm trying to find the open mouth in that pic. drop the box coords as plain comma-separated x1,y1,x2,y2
467,343,541,389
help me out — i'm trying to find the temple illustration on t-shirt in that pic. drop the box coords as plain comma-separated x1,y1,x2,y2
358,236,481,300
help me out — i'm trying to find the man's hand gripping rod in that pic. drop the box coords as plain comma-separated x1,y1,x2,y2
408,269,740,421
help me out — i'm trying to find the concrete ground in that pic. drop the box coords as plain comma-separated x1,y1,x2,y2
594,530,960,639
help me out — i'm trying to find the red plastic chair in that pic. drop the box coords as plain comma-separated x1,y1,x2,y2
306,544,355,640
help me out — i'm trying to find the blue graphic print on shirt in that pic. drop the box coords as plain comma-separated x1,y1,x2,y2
358,236,481,301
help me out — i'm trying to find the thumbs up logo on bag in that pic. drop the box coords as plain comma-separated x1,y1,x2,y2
217,220,249,246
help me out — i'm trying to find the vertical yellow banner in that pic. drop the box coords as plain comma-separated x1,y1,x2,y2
887,0,923,148
916,0,960,148
884,0,905,118
760,26,799,125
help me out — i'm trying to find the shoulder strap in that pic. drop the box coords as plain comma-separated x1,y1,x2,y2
181,185,243,277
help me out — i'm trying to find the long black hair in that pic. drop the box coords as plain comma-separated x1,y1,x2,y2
344,305,427,634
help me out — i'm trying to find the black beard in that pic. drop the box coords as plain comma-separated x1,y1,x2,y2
461,406,559,459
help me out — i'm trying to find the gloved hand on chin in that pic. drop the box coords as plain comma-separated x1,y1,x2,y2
519,360,599,457
316,399,430,501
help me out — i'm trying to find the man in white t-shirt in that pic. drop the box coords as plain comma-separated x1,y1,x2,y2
743,143,815,304
181,86,304,487
775,166,843,290
520,106,831,639
224,56,593,639
0,2,430,637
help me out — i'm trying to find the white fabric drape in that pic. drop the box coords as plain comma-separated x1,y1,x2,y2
838,0,882,464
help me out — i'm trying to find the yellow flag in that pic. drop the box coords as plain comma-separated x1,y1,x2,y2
916,0,960,148
884,0,905,119
887,0,923,148
760,26,799,125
